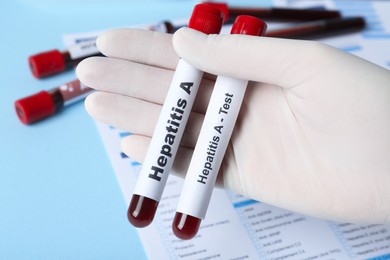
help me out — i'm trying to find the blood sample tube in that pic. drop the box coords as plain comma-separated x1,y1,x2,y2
173,15,267,240
265,16,366,39
205,2,341,23
15,79,93,124
127,4,224,228
29,40,99,78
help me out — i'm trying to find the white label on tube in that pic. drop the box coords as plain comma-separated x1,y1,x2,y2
133,59,203,202
60,81,93,106
176,76,249,219
68,40,99,60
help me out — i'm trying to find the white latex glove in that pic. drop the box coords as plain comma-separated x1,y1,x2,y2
76,27,390,225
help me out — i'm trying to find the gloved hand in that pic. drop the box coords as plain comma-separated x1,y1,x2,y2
76,27,390,225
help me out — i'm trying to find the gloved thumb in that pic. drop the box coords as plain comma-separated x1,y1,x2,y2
172,27,342,88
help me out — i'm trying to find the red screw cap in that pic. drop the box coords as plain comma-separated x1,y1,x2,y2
202,2,230,22
203,1,230,21
188,3,224,35
231,15,267,36
29,49,66,78
15,91,56,124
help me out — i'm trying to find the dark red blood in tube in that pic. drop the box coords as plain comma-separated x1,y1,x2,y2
172,212,202,240
127,195,159,228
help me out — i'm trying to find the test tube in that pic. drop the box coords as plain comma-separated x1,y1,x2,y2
15,79,93,124
204,2,341,23
29,40,99,78
266,16,365,39
127,4,224,228
173,15,267,240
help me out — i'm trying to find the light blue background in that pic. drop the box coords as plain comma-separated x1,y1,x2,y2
0,0,271,259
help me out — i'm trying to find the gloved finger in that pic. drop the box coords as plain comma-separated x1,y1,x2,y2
120,135,149,163
96,28,179,70
77,57,215,113
121,134,225,188
84,91,204,148
172,27,342,88
77,56,173,104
